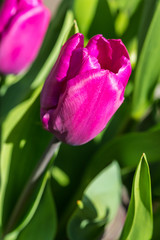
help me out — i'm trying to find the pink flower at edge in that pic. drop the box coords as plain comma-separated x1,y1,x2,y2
0,0,51,75
40,33,132,146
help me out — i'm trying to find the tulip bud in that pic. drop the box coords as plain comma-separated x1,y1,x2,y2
0,0,51,74
40,33,132,145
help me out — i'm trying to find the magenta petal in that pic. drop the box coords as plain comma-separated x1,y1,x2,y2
40,33,132,145
53,33,84,81
18,0,42,9
41,69,124,145
41,33,84,112
0,6,50,74
86,35,132,87
0,0,18,33
108,39,132,87
86,34,112,70
66,48,101,80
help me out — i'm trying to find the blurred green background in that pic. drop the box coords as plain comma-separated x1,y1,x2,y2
0,0,160,239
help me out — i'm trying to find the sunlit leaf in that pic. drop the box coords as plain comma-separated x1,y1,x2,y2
74,0,98,35
120,154,153,240
62,18,79,45
67,162,122,240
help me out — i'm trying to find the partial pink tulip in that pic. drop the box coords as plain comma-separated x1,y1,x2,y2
0,0,51,74
40,33,132,145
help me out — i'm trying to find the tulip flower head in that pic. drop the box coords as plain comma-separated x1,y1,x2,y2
0,0,51,74
41,33,132,145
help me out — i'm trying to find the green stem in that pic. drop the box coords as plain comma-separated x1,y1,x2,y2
3,137,61,236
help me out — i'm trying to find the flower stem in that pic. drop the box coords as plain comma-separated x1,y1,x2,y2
4,136,61,236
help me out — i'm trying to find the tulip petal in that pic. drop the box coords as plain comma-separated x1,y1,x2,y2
41,33,84,111
54,33,84,81
66,48,101,80
86,34,112,70
18,0,42,9
0,6,50,74
108,39,132,87
42,69,125,145
0,0,18,33
41,33,132,145
86,35,132,87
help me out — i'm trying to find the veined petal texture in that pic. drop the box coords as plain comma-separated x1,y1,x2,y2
40,33,132,145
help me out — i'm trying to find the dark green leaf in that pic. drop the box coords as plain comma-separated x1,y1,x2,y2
138,0,157,53
88,129,160,183
0,90,51,234
88,0,115,39
16,185,57,240
152,205,160,240
132,1,160,118
0,9,74,236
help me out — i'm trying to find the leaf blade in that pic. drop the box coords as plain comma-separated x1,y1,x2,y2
120,154,153,240
132,1,160,118
67,162,122,240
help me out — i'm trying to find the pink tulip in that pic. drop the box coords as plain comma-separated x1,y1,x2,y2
0,0,51,74
40,33,132,145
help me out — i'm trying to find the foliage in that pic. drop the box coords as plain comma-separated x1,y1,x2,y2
1,0,160,239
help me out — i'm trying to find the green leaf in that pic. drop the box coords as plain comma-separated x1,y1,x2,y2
132,1,160,118
88,0,115,39
62,19,79,44
0,90,51,233
0,9,74,236
115,11,129,36
88,129,160,182
120,154,153,240
107,0,141,15
2,175,49,240
113,0,142,36
0,87,41,226
138,0,157,53
16,185,57,240
4,185,57,240
50,139,100,239
67,161,122,240
121,0,142,16
74,0,98,35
